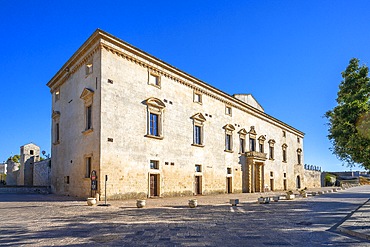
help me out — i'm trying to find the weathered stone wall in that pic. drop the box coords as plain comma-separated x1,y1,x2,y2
304,169,322,188
6,160,20,186
48,31,308,199
33,159,51,186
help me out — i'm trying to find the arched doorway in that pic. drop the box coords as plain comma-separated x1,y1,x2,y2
296,175,301,189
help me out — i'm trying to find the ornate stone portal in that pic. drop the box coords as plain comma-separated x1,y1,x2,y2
244,151,267,193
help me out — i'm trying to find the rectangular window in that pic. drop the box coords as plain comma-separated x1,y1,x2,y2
269,146,274,159
194,125,202,145
259,143,264,153
85,157,91,178
86,105,92,130
55,123,60,142
55,89,60,102
226,134,232,151
150,160,159,169
194,92,202,103
86,62,93,75
270,171,274,177
249,138,256,151
149,74,160,87
227,167,232,174
283,150,287,162
225,106,232,116
297,137,300,143
298,153,301,165
240,138,245,153
149,113,159,136
195,164,202,172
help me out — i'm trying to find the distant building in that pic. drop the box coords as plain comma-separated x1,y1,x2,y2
47,29,321,199
5,143,51,187
0,162,6,184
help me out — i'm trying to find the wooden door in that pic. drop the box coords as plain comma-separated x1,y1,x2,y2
150,174,158,196
227,177,232,193
195,176,202,195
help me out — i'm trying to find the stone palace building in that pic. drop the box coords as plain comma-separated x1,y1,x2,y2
47,29,319,199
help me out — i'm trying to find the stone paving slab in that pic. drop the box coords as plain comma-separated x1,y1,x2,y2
337,198,370,241
0,186,369,246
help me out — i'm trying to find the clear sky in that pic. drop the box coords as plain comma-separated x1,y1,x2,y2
1,1,369,171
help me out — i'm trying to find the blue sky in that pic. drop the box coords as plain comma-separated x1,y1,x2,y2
0,1,369,171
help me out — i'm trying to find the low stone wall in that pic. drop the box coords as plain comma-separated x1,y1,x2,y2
0,186,50,194
304,170,321,188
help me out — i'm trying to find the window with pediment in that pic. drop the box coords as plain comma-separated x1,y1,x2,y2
145,97,166,139
282,143,288,162
80,88,94,134
258,135,266,153
191,113,206,147
224,124,235,152
268,139,275,160
248,126,257,152
238,128,247,153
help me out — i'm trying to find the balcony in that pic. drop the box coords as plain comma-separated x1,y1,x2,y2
245,151,267,161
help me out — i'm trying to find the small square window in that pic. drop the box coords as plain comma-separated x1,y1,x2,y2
297,137,300,143
149,73,161,87
55,89,60,102
227,168,232,174
194,92,202,103
270,172,273,177
195,164,202,172
86,62,93,76
165,162,169,165
30,150,34,155
150,160,159,169
170,162,175,166
225,106,232,116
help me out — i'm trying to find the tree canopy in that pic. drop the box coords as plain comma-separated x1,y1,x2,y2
325,58,370,170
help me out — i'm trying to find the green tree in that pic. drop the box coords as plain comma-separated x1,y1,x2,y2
10,154,20,163
325,58,370,170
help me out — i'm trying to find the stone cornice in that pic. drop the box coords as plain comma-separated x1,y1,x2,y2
47,29,304,137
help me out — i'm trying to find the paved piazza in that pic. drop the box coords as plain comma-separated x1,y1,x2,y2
0,186,369,246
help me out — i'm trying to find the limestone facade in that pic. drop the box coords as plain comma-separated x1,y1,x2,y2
47,29,320,199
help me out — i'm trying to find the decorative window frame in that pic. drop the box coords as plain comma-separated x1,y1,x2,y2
238,128,247,154
148,69,161,88
52,111,60,145
191,113,206,147
80,88,94,134
248,126,257,152
258,135,266,153
282,143,288,163
145,97,166,139
223,124,235,152
268,139,275,160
